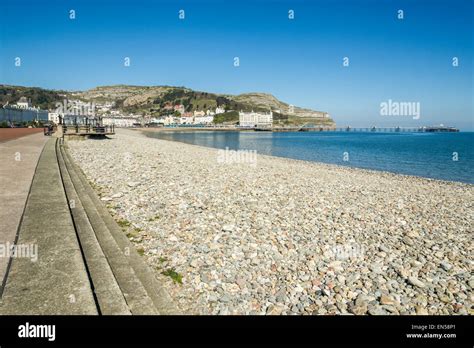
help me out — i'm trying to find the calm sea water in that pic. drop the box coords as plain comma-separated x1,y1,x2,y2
145,131,474,184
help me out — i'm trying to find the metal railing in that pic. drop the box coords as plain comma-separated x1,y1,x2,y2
62,124,115,134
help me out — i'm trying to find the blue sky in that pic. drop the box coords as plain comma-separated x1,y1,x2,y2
0,0,472,129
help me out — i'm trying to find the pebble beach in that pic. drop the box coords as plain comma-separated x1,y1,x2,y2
67,129,473,315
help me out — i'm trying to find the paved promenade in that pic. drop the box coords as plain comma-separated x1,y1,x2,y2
0,128,44,143
0,132,49,293
0,131,176,314
0,139,97,314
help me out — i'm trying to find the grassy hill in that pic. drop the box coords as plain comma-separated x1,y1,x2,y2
77,85,335,126
0,84,335,126
0,85,68,110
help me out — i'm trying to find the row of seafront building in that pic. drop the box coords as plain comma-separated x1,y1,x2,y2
149,110,274,127
0,97,49,124
57,104,228,127
1,105,274,129
0,98,141,127
146,107,274,128
1,97,278,128
146,106,224,126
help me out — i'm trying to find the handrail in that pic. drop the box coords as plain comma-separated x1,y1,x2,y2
62,124,115,134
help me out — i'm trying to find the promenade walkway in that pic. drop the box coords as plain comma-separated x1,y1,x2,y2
0,128,43,143
0,139,97,314
0,134,177,314
0,132,49,294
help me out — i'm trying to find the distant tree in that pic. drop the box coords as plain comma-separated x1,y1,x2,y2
213,111,239,124
216,96,230,106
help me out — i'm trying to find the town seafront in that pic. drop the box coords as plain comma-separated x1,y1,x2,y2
67,129,473,315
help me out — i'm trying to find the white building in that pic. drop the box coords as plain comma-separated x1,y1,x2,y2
154,116,175,126
48,112,60,124
16,97,32,109
98,105,112,113
12,97,39,111
102,116,139,127
179,116,194,125
239,110,273,128
193,110,206,117
194,115,214,125
215,106,225,114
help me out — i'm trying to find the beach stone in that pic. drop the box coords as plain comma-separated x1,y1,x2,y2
66,129,474,315
402,237,414,246
416,306,429,315
439,261,452,271
355,294,369,306
370,262,384,274
235,278,246,289
381,305,399,314
408,277,425,288
220,294,231,303
380,295,397,306
368,305,388,315
266,304,285,315
468,279,474,289
350,303,368,315
222,224,234,232
350,294,369,315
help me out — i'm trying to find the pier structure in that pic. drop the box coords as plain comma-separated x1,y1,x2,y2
295,125,459,133
62,124,115,136
61,114,115,138
150,124,459,133
299,126,423,132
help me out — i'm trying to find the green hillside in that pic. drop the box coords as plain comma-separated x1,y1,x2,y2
0,85,67,110
0,84,336,127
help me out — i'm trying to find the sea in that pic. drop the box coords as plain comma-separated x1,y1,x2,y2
144,131,474,184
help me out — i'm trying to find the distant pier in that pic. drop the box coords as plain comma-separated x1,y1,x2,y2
276,125,460,133
153,124,459,133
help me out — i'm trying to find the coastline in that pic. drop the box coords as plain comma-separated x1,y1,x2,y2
139,128,474,186
67,129,473,315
